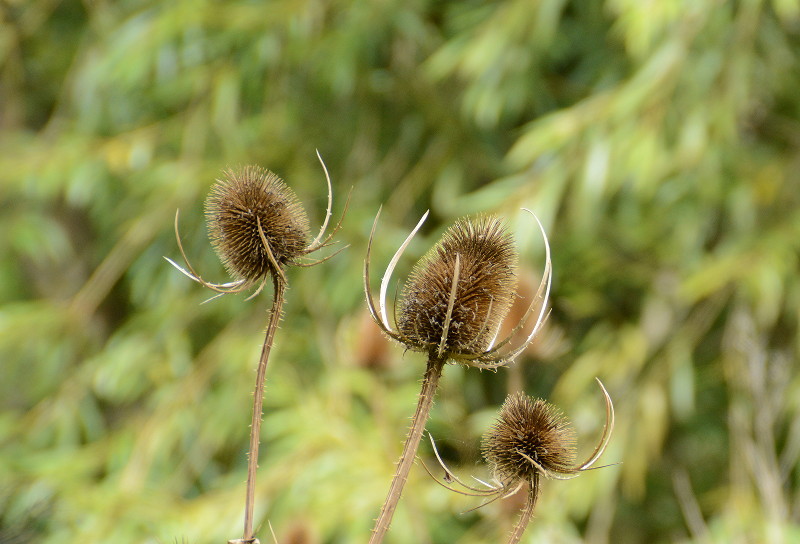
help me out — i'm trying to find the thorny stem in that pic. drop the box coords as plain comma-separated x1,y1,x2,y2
241,274,285,543
508,474,539,544
369,354,447,544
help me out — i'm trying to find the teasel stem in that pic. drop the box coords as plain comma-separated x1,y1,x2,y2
369,353,447,544
241,273,285,543
508,475,539,544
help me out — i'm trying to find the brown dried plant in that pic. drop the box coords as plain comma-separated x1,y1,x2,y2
364,209,552,543
425,379,614,544
166,152,345,544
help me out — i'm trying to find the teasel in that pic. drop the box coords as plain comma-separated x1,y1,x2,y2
425,379,614,544
364,209,552,543
166,152,346,544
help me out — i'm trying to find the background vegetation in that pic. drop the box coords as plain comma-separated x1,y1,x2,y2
1,1,799,542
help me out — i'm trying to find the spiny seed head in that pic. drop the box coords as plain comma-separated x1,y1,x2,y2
396,216,517,358
205,166,310,282
482,392,577,485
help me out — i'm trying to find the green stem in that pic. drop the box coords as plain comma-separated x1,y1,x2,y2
369,354,447,544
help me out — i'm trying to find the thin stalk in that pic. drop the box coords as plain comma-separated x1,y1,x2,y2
507,475,539,544
369,354,447,544
241,274,285,543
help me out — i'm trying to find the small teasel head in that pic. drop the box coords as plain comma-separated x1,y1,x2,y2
364,208,552,367
396,216,517,359
206,165,310,282
482,393,577,487
167,151,347,297
483,380,614,487
422,379,614,514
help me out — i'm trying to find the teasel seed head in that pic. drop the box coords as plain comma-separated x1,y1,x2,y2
482,392,577,486
205,166,310,282
168,151,347,298
423,379,614,544
396,216,517,359
167,152,348,544
365,208,552,368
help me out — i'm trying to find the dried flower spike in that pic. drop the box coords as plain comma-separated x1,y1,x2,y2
167,152,346,544
365,208,552,369
365,210,552,544
396,216,518,359
167,150,345,299
425,379,615,544
482,393,577,484
206,165,311,284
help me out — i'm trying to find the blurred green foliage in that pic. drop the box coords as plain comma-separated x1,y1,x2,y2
1,0,800,543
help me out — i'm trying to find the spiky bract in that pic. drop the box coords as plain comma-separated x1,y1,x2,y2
396,216,517,359
206,166,310,282
482,392,577,485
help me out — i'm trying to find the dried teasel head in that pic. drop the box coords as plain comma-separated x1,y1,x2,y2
167,151,347,297
364,208,552,367
482,393,577,486
422,379,614,514
206,165,310,283
396,216,517,358
483,380,614,487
